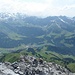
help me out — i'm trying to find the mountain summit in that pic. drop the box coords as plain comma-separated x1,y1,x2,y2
0,55,75,75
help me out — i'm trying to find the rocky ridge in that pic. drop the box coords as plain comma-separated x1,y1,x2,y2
0,55,75,75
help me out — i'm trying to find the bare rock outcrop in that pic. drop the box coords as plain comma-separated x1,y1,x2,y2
0,55,75,75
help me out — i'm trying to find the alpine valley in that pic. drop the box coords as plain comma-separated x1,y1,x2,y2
0,13,75,72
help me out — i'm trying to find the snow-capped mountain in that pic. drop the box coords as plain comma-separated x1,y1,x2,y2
0,13,75,55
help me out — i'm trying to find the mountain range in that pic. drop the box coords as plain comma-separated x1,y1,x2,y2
0,13,75,55
0,13,75,72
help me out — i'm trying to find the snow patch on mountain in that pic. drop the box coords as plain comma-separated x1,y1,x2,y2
58,17,68,24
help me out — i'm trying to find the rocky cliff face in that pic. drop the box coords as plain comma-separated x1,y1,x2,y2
0,55,75,75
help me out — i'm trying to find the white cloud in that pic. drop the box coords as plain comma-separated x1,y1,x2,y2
0,0,48,15
0,0,75,17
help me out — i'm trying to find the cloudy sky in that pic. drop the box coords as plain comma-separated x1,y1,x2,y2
0,0,75,17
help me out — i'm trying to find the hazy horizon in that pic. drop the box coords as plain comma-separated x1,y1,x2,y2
0,0,75,17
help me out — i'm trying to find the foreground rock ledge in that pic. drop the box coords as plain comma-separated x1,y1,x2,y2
0,55,75,75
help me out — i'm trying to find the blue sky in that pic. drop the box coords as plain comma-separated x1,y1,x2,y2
0,0,75,17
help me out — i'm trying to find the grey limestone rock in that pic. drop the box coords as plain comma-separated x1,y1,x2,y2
0,55,75,75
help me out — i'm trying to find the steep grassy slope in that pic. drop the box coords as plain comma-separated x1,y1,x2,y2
1,47,75,72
